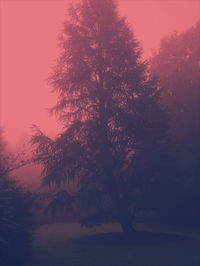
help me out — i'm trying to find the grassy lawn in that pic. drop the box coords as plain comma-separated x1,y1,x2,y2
31,223,200,266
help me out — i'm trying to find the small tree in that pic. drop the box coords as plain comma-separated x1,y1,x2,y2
32,0,168,233
0,131,34,266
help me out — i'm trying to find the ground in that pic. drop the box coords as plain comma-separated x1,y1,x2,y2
31,223,200,266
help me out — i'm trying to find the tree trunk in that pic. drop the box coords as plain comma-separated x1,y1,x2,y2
97,72,136,236
118,206,136,235
120,220,135,234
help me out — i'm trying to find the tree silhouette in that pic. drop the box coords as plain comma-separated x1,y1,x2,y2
0,130,34,266
150,21,200,224
150,21,200,145
32,0,168,233
150,21,200,183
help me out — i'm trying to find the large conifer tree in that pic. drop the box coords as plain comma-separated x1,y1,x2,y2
32,0,168,233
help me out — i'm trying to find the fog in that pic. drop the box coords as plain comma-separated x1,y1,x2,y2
1,0,199,149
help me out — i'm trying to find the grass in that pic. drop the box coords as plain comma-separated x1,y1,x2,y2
31,222,200,266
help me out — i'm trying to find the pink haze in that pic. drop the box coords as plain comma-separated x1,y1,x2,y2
0,0,200,149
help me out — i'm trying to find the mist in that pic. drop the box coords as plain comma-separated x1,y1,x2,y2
0,1,200,266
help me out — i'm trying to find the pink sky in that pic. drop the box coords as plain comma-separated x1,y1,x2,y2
1,0,200,149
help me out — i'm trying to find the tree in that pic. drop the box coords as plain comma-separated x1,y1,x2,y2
0,131,34,266
150,21,200,180
150,21,200,143
150,21,200,223
32,0,168,234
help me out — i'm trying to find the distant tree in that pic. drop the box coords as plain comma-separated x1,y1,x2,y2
150,21,200,177
150,21,200,223
32,0,168,233
150,21,200,140
0,131,34,266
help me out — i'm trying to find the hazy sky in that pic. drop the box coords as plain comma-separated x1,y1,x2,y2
1,0,200,149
